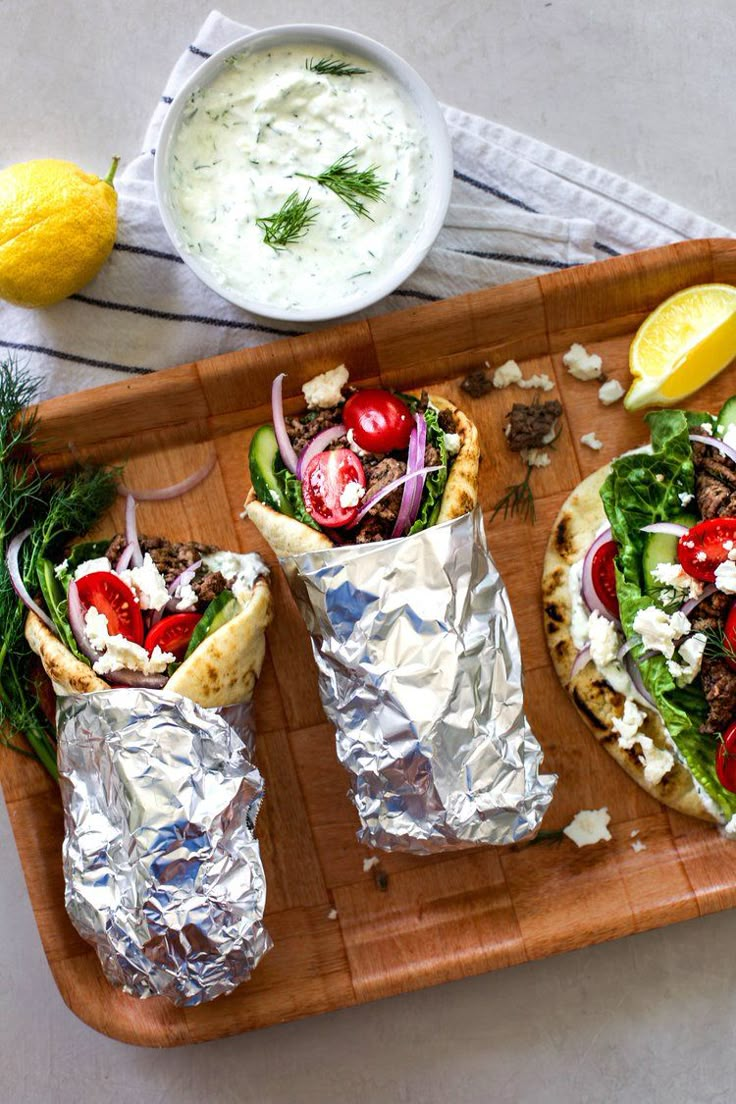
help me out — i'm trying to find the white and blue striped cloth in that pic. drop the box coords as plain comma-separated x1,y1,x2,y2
2,9,732,401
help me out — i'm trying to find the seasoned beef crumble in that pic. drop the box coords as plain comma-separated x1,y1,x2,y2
105,535,228,609
504,400,563,452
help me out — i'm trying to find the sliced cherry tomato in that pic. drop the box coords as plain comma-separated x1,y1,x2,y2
343,389,413,453
302,448,366,528
591,540,620,619
678,517,736,582
75,571,144,644
716,721,736,793
144,612,201,662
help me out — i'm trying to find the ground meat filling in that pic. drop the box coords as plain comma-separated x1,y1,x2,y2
104,535,228,609
286,406,346,454
693,441,736,518
460,369,493,398
504,400,563,452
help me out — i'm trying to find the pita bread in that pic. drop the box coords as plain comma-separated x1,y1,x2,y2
25,578,272,710
542,465,715,822
244,393,481,559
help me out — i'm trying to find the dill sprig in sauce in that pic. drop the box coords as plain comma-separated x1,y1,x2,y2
256,191,319,250
295,150,389,219
306,56,369,76
0,360,118,777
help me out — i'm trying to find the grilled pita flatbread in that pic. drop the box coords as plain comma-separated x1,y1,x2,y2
25,577,272,710
542,465,714,822
244,394,480,559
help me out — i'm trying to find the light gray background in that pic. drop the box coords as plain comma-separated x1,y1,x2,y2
1,3,734,1102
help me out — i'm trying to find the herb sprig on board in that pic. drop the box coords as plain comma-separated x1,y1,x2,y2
306,56,369,76
489,463,536,524
0,360,118,777
256,190,319,250
296,150,388,219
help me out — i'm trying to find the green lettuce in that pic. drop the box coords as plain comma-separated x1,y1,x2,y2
410,403,448,534
600,409,736,817
274,455,320,530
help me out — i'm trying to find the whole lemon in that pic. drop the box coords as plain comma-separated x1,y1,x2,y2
0,156,119,308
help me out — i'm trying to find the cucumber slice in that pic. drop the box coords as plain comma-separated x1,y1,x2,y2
642,513,698,594
249,425,294,516
183,589,239,660
717,395,736,436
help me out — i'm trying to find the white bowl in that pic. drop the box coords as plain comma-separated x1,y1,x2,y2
154,24,453,323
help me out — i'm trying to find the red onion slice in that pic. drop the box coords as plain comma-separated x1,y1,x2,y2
115,541,136,572
680,583,717,617
641,522,689,537
570,644,591,679
67,580,101,662
117,451,216,501
104,669,168,689
125,495,143,568
350,465,442,528
581,527,619,622
272,373,299,475
617,636,639,662
689,433,736,466
6,529,58,635
296,424,345,479
624,651,655,706
391,424,419,539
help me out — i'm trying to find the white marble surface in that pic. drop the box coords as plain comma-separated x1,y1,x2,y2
1,3,735,1101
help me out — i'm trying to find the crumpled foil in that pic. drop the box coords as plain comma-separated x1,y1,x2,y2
57,688,271,1006
281,507,556,852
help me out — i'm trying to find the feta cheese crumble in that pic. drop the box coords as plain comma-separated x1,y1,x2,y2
174,581,198,612
84,606,175,675
651,561,703,601
611,699,674,785
492,360,523,388
666,632,706,686
631,838,647,853
518,372,554,392
563,807,612,847
588,610,621,668
339,480,366,509
715,559,736,594
598,379,625,405
362,856,380,873
678,492,694,507
723,424,736,451
632,605,690,659
74,556,113,580
520,448,551,468
611,699,648,745
580,431,603,450
699,422,714,435
302,364,349,409
54,558,69,579
346,427,371,458
119,553,170,611
563,342,603,381
443,432,461,456
327,908,338,920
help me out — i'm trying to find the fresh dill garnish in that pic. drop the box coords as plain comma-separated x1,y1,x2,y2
295,150,388,219
703,623,736,665
256,190,319,249
0,359,118,777
306,56,369,76
490,463,536,524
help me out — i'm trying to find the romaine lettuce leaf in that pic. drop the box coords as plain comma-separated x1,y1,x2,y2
601,408,736,817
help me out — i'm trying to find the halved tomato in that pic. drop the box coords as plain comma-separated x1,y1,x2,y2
343,389,413,453
302,448,366,528
591,540,620,619
144,612,201,662
678,517,736,582
75,571,144,644
716,721,736,793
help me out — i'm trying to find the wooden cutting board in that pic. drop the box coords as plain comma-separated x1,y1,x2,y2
4,237,736,1047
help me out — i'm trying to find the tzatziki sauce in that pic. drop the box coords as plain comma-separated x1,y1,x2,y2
166,43,433,313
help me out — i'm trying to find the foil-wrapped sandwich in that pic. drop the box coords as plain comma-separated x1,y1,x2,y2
245,367,556,851
25,508,273,1004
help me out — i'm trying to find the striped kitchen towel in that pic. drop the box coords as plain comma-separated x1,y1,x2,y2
1,9,732,401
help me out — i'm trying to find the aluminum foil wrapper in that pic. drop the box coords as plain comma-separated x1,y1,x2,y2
281,507,556,851
57,689,271,1006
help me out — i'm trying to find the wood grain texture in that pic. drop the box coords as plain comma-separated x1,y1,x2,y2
3,238,736,1047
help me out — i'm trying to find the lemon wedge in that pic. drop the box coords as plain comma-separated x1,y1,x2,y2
625,283,736,410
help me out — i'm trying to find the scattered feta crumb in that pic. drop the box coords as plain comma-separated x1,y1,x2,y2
588,610,621,668
302,364,349,409
700,422,714,435
175,581,198,612
520,448,551,468
346,427,371,458
339,480,366,509
518,372,554,391
327,908,338,920
651,561,702,601
632,605,690,659
580,431,603,451
74,556,113,580
85,606,175,675
363,856,380,873
492,360,523,388
630,828,640,838
563,342,603,381
666,632,706,686
631,839,647,853
598,379,625,405
611,699,648,745
563,807,612,847
723,425,736,451
715,559,736,594
119,553,170,611
54,558,69,579
655,473,665,483
678,492,694,507
443,432,461,456
724,814,736,839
